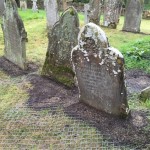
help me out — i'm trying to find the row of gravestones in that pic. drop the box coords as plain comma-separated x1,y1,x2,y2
2,0,129,117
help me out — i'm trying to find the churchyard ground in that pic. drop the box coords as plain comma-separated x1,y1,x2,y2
0,9,150,149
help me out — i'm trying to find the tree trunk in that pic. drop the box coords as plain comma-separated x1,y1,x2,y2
122,0,144,33
103,0,120,29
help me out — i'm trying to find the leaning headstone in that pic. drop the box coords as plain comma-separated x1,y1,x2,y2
45,0,59,29
2,0,27,70
72,23,129,116
0,0,5,18
122,0,144,33
42,7,79,86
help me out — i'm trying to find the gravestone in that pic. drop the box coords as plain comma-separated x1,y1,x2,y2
45,0,59,29
103,0,120,29
42,7,79,86
86,0,101,25
20,0,27,10
32,0,38,12
84,3,90,24
72,23,129,116
0,0,5,18
122,0,144,33
2,0,27,70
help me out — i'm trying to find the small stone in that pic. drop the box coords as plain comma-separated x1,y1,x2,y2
139,86,150,101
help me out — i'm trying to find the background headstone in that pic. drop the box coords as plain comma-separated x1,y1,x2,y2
103,0,120,29
45,0,59,29
42,7,79,86
0,0,5,18
84,3,90,24
72,23,129,116
122,0,144,33
88,0,101,25
31,0,38,12
20,0,27,10
2,0,27,70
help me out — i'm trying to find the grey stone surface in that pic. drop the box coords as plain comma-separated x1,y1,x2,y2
122,0,144,33
42,7,79,86
84,3,90,24
2,0,27,70
45,0,59,29
72,23,128,116
103,0,120,29
0,0,5,18
139,86,150,101
88,0,101,25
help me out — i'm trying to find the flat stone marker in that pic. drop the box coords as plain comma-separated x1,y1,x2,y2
123,0,144,33
42,7,79,86
2,0,27,70
45,0,59,29
72,23,129,116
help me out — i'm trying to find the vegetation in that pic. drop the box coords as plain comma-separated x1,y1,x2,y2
0,9,150,149
121,36,150,73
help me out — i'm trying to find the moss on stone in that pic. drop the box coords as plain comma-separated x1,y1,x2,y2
42,61,75,87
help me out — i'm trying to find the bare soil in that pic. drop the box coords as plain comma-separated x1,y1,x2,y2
0,57,150,149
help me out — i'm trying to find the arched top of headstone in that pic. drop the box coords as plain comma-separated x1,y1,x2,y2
52,6,79,34
78,23,109,51
48,6,79,49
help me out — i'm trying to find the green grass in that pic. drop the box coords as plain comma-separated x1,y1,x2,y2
18,9,46,21
121,36,150,73
144,3,150,10
142,99,150,108
0,9,149,149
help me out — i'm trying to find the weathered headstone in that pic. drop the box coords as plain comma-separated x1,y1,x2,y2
84,3,90,24
20,0,27,10
0,0,5,18
2,0,27,70
86,0,101,25
42,7,79,86
45,0,59,29
103,0,120,29
72,23,129,116
122,0,144,33
32,0,38,12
